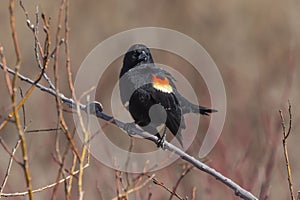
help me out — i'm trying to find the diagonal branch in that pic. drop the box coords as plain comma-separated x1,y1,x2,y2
0,62,258,200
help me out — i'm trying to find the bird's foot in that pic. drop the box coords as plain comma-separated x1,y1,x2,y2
157,134,167,150
157,136,166,150
156,127,167,150
123,122,137,137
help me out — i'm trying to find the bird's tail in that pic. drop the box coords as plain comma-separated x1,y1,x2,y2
190,104,217,115
178,93,217,115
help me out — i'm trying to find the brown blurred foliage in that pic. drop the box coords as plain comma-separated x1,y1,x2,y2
0,0,299,199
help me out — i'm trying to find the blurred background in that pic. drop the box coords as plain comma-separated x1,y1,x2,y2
0,0,299,199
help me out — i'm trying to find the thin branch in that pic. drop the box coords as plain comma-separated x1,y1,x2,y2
76,96,91,200
113,174,155,200
115,170,122,199
41,13,51,61
51,131,64,199
0,62,258,200
19,2,55,90
191,187,197,200
96,182,105,200
125,174,155,199
286,100,292,139
120,161,153,198
0,44,13,95
152,176,183,200
19,87,26,127
64,0,76,101
9,0,33,199
0,32,51,133
0,137,23,165
26,128,61,133
66,153,77,200
61,0,89,197
169,165,194,200
0,163,89,197
9,0,21,65
147,192,152,200
51,132,63,200
51,0,80,163
51,129,75,200
125,137,134,189
279,102,295,200
0,62,75,108
0,140,21,193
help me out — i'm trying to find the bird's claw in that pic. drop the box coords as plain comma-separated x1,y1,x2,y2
157,133,167,150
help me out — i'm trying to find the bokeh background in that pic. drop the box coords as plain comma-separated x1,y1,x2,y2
0,0,299,199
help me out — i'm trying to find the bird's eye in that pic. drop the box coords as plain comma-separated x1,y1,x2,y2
132,51,138,59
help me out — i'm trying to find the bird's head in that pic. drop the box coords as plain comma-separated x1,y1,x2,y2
120,44,154,77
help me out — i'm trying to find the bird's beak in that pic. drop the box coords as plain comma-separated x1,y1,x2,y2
138,51,148,61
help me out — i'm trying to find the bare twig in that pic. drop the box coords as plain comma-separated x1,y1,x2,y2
10,0,21,64
50,0,80,164
147,192,152,200
0,44,13,95
26,128,61,133
120,161,153,198
64,0,76,101
279,102,295,200
0,140,21,193
191,187,197,200
0,137,22,165
50,129,63,200
9,0,33,199
169,165,194,200
152,176,183,200
0,62,76,109
287,100,292,139
77,97,91,200
96,182,104,200
113,174,155,200
61,0,89,197
66,153,77,200
0,163,89,197
51,129,75,199
124,174,155,199
19,2,55,90
0,22,52,133
115,170,122,199
19,88,26,126
125,137,134,189
20,1,55,89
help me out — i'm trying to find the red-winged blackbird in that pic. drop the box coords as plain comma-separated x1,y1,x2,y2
119,44,217,147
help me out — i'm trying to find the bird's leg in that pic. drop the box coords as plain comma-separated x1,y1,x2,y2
123,122,137,136
157,125,167,150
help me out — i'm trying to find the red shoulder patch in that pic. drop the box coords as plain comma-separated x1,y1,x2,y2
151,74,173,93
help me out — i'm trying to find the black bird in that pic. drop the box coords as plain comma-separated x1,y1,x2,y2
119,44,217,147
